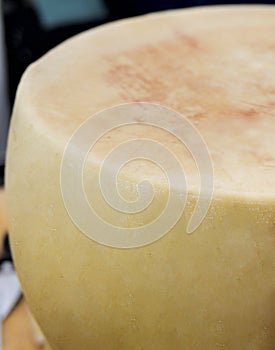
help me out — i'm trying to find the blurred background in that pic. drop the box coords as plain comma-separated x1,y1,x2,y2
0,0,275,186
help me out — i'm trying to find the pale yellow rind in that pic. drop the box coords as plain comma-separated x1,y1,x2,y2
6,5,275,350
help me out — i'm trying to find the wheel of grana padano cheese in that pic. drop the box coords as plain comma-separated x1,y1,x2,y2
6,5,275,350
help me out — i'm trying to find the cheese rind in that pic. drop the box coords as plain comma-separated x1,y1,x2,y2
14,5,275,195
6,5,275,350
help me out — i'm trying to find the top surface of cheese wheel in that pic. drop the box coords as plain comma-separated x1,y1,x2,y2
16,5,275,197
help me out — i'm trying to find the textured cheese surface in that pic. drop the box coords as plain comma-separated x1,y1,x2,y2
6,5,275,350
15,5,275,195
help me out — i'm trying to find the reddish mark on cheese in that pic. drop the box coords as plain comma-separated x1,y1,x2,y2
240,109,259,119
176,32,200,50
107,62,167,102
105,33,203,104
240,101,275,117
105,31,275,128
267,101,275,108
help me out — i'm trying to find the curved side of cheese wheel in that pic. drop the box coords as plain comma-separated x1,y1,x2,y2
6,5,275,350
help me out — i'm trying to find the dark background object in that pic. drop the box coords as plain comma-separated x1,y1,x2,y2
0,233,12,264
0,166,4,186
105,0,275,18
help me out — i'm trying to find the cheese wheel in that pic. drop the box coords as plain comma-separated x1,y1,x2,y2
6,5,275,350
